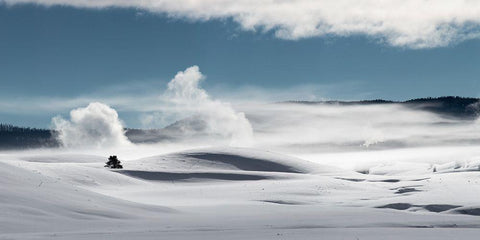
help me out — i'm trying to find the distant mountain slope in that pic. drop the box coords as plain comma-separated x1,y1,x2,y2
125,116,210,143
404,96,480,118
284,96,480,119
0,124,59,149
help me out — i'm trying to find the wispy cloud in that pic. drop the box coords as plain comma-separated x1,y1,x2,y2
3,0,480,48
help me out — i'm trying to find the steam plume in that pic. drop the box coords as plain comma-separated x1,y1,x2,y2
145,66,254,146
52,102,131,148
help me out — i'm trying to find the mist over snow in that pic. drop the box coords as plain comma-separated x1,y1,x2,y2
143,65,254,146
240,102,480,153
5,99,480,239
46,67,480,157
5,72,480,240
50,66,254,148
52,102,131,148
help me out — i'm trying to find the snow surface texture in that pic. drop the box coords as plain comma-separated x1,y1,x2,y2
1,145,480,239
3,101,480,239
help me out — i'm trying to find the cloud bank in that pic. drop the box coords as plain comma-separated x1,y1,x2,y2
4,0,480,48
52,102,131,148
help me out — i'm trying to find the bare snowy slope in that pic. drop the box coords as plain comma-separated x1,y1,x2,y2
1,146,480,239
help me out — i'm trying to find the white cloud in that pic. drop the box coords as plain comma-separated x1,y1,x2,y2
4,0,480,48
52,102,131,148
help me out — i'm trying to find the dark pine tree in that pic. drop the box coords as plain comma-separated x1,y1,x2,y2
105,155,123,169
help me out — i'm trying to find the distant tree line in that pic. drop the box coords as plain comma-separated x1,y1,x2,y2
284,96,480,119
0,124,59,149
0,124,161,149
403,96,480,119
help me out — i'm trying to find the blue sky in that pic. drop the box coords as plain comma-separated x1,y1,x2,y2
1,3,480,128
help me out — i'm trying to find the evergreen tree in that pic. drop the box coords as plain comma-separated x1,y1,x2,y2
105,155,123,169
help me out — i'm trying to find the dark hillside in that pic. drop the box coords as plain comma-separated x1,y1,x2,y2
284,96,480,119
0,124,59,149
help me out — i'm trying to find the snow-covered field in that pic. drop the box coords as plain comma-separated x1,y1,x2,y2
2,103,480,239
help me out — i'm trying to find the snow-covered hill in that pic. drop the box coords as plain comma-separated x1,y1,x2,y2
1,146,479,239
